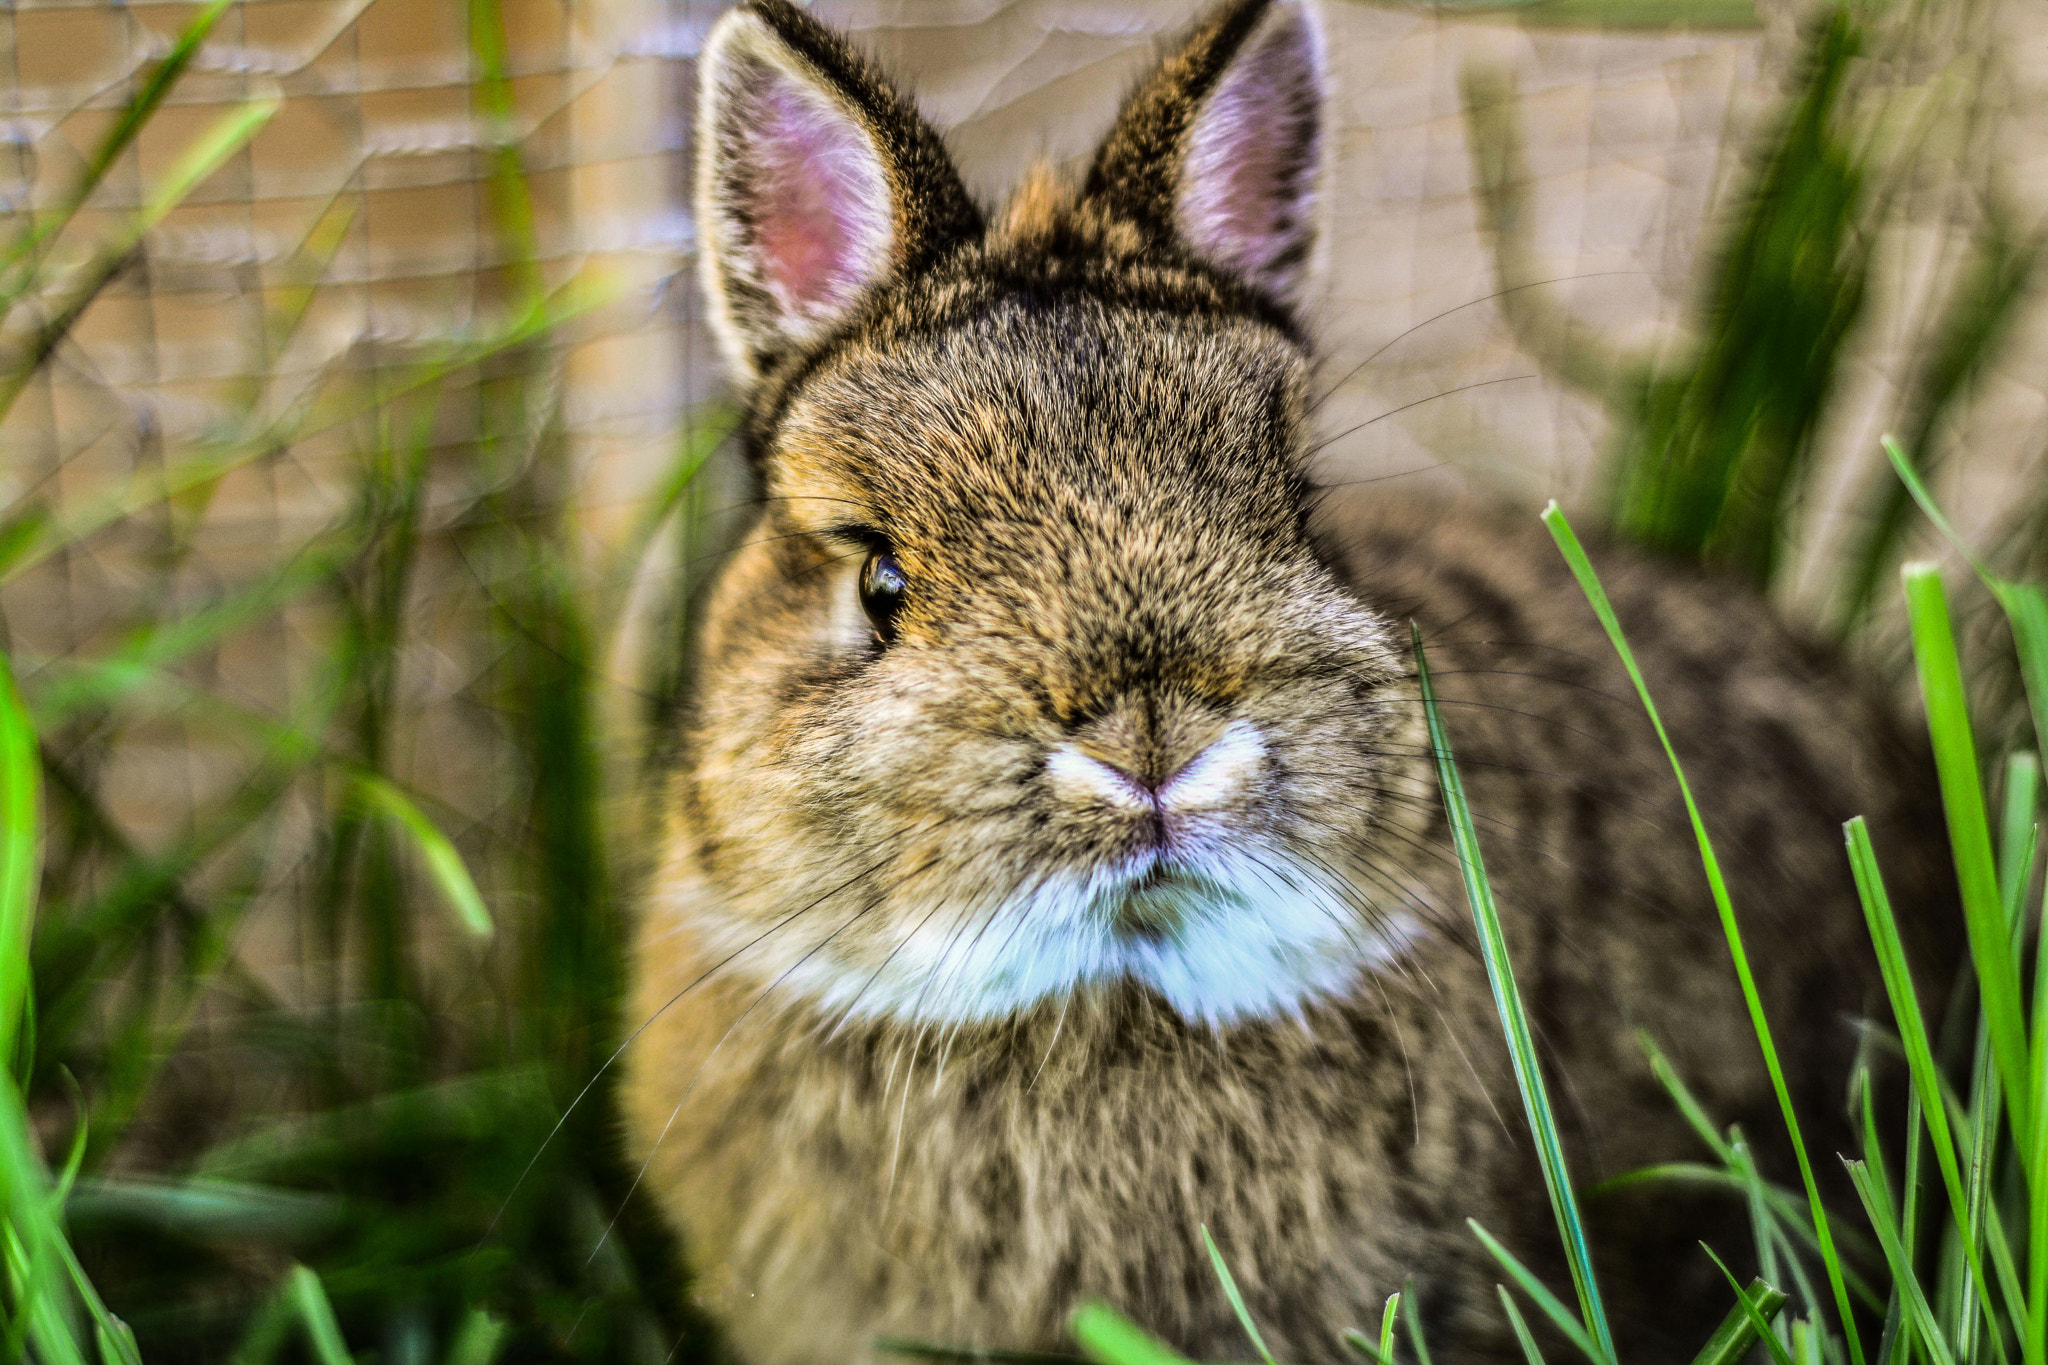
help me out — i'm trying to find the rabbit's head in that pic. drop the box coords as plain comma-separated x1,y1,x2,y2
664,0,1430,1027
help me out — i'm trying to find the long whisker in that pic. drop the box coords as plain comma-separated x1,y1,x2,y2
1301,375,1539,464
484,847,897,1245
1027,990,1074,1092
1306,271,1648,412
585,861,898,1268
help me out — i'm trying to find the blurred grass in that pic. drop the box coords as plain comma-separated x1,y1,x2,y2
0,0,2044,1362
0,0,716,1357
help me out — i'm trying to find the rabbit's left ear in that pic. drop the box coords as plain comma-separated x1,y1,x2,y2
1083,0,1326,302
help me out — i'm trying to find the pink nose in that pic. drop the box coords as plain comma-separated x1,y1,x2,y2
1045,721,1268,814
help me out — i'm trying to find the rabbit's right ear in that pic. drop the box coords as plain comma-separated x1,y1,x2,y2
695,0,982,382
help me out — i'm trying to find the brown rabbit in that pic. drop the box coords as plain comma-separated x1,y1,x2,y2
620,2,1956,1361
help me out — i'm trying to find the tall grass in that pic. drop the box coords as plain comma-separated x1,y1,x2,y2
0,0,715,1358
1055,471,2043,1365
0,1,2042,1363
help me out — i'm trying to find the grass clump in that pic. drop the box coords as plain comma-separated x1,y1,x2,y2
0,0,718,1358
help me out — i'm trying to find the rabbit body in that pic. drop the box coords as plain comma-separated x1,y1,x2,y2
622,2,1954,1362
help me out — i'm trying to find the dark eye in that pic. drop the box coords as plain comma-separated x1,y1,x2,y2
859,550,908,642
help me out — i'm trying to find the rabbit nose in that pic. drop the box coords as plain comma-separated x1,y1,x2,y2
1046,721,1268,814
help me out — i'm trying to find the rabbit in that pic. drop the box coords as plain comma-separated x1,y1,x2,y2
619,1,1958,1361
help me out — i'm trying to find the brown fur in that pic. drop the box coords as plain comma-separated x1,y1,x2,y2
623,3,1959,1362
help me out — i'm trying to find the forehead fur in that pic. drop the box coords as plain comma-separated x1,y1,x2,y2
742,174,1310,462
772,288,1309,535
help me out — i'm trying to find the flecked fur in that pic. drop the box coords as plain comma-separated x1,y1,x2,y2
623,2,1959,1361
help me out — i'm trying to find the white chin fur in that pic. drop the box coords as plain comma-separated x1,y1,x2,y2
714,845,1420,1028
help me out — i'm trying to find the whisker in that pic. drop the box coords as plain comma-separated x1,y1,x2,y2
1027,990,1074,1092
1301,375,1540,464
486,847,898,1245
1306,271,1648,412
588,862,900,1268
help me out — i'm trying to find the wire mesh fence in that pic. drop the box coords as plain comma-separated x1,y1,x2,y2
0,0,2044,1357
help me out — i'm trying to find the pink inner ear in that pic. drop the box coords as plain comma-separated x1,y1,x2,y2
1178,11,1321,289
745,76,893,315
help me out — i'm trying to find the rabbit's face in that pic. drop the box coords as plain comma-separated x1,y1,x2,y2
662,0,1421,1024
674,286,1424,1025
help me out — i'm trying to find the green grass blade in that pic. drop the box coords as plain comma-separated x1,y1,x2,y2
2,1135,78,1365
225,1283,294,1365
1792,1318,1824,1365
1697,1247,1794,1365
1496,1286,1549,1365
0,655,66,1363
1902,563,2031,1149
1881,439,1969,563
1402,1279,1436,1365
1344,1293,1404,1365
136,95,282,231
1541,501,1863,1365
1416,628,1613,1362
10,1233,89,1365
1343,1331,1388,1365
0,270,616,586
1728,1134,1786,1296
1876,1293,1909,1365
1968,1188,2029,1354
1635,1031,1737,1163
1603,11,1865,586
28,548,342,727
50,1225,141,1365
1202,1225,1277,1365
1885,437,2048,756
2032,861,2048,1365
0,92,282,425
1837,232,2043,631
1859,1039,2010,1365
1584,1162,1879,1309
0,651,39,1070
468,0,543,303
1998,754,2040,922
1071,1303,1194,1365
1341,1296,1403,1365
1955,1006,2008,1364
1846,1160,1956,1365
0,1076,132,1365
1844,818,1993,1313
1689,1272,1791,1365
1884,433,2048,1365
95,1316,142,1365
1893,1089,1923,1365
1994,583,2048,765
444,1308,509,1365
0,0,235,286
1591,1161,1758,1198
1466,1221,1604,1365
286,1265,353,1365
352,774,493,940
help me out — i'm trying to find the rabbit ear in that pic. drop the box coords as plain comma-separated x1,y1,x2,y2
1084,0,1326,302
695,0,982,381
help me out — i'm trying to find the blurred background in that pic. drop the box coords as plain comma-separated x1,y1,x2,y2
0,0,2043,1359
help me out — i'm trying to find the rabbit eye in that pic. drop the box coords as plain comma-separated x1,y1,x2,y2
859,551,908,642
